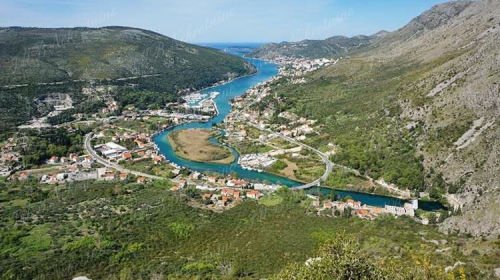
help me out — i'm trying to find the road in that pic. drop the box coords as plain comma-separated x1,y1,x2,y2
84,133,165,180
238,118,333,189
277,133,333,190
233,96,333,189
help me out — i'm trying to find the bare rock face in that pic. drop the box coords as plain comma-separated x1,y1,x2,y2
406,1,472,31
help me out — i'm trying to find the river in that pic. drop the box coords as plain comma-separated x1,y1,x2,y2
153,44,444,211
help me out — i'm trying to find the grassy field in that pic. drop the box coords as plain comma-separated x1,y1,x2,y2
168,128,236,164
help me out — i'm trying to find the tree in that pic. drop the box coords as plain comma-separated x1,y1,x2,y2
272,233,468,280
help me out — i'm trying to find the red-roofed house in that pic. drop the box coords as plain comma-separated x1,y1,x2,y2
137,177,146,184
207,176,217,183
355,209,370,219
69,153,79,162
84,155,93,164
134,140,147,148
153,156,163,165
178,180,187,188
18,172,28,181
246,190,262,200
122,152,133,160
119,173,128,181
103,172,115,181
221,188,235,197
370,207,384,215
346,199,355,207
324,202,333,209
233,191,240,199
48,156,59,164
227,179,249,188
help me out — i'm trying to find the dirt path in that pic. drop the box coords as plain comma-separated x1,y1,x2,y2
280,159,298,180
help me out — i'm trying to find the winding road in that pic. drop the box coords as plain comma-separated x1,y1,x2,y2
84,132,165,180
236,115,333,189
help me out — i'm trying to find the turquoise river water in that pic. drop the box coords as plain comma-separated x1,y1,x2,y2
153,45,444,211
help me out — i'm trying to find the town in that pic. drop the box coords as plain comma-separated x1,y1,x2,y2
0,56,439,225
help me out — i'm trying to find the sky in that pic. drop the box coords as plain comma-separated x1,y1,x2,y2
0,0,451,43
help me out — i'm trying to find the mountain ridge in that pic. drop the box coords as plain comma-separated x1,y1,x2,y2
252,0,500,237
0,26,256,130
0,26,256,85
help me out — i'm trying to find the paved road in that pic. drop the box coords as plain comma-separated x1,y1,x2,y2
234,96,333,189
234,100,417,196
239,118,333,189
84,133,165,180
277,133,333,190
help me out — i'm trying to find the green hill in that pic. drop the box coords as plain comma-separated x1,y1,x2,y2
0,26,256,131
0,26,255,85
247,33,386,60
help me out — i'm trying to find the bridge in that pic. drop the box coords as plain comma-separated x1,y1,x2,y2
239,120,333,190
276,133,333,190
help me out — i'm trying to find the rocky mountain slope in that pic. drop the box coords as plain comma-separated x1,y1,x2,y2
247,33,384,60
260,0,500,237
0,26,255,85
370,0,500,237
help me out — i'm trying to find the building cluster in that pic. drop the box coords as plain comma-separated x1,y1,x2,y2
226,79,319,144
175,181,264,207
38,154,95,184
238,153,277,171
182,91,219,114
314,198,416,220
94,130,166,166
273,57,339,77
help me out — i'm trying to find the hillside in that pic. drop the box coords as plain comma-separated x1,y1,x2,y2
256,0,500,237
247,33,381,60
0,26,256,130
247,1,473,61
0,26,255,85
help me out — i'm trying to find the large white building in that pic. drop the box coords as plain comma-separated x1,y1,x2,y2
96,142,128,159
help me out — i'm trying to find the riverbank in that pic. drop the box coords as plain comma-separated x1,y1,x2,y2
167,129,236,165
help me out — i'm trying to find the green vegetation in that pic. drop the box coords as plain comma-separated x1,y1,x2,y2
0,26,255,131
325,167,367,188
248,35,373,60
263,53,467,191
0,181,497,279
47,99,107,125
273,232,470,280
228,139,274,155
120,160,176,178
270,159,288,172
168,129,236,164
17,128,87,166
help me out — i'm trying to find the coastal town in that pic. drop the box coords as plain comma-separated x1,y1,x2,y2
0,54,441,224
